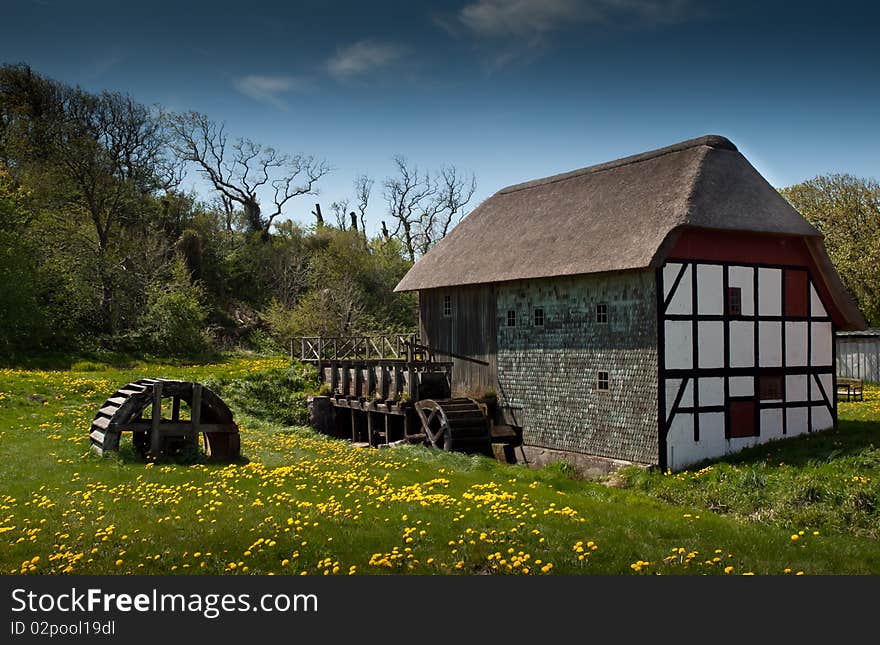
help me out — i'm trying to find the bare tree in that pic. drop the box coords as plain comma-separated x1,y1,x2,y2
383,156,436,261
354,174,373,240
435,165,476,239
382,156,476,261
329,199,351,229
167,111,330,237
269,245,309,308
310,203,324,226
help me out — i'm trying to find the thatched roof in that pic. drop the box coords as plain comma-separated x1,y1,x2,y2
396,135,865,330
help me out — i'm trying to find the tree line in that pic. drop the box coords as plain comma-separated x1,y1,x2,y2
1,64,878,361
0,64,475,358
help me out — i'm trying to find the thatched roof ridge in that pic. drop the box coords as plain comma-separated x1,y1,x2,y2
395,135,864,329
499,134,737,195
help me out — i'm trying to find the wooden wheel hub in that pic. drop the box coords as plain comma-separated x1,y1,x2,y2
414,398,491,454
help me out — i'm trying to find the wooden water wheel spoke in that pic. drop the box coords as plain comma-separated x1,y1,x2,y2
89,379,239,462
414,398,491,454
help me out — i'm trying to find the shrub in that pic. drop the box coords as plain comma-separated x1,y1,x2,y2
207,363,318,426
70,360,108,372
139,258,210,357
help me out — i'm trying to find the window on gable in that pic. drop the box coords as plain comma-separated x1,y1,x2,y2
727,287,742,316
443,294,452,318
507,310,516,327
534,307,544,327
784,270,808,317
759,375,783,400
597,371,609,391
596,303,608,324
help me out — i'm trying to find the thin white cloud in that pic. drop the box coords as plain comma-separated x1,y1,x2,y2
455,0,691,42
326,40,404,79
459,0,586,39
232,75,309,110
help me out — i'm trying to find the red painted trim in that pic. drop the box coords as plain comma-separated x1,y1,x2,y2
784,270,808,317
667,228,845,327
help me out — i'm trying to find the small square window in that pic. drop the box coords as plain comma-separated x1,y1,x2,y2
727,287,742,316
597,371,609,391
759,375,782,400
596,303,608,324
534,308,544,326
443,294,452,318
507,310,516,327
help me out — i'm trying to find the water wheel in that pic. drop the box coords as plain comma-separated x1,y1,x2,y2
414,398,492,454
89,379,240,461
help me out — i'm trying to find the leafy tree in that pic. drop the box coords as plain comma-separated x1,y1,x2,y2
0,64,180,334
139,258,209,356
0,65,464,360
781,174,880,325
0,165,46,352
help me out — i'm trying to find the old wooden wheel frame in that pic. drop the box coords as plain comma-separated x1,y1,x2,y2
89,378,240,461
414,398,492,454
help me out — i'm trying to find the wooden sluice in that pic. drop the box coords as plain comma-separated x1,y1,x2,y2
311,357,453,447
301,335,523,458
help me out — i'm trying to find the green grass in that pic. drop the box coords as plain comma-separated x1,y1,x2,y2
1,358,879,576
619,385,880,539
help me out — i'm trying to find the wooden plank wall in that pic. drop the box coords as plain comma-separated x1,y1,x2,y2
419,285,497,395
837,336,880,383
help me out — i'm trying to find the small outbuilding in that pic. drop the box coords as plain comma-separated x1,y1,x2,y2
836,329,880,383
395,135,865,471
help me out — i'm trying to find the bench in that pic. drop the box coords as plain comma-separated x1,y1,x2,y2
837,377,864,402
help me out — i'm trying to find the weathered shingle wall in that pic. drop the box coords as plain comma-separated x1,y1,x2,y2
496,270,659,465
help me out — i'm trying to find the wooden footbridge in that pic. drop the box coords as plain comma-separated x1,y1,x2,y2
300,335,523,460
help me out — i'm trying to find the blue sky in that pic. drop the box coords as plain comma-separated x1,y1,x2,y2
2,0,879,233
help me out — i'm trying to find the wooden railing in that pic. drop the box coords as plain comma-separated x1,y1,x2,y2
297,334,490,368
298,334,428,363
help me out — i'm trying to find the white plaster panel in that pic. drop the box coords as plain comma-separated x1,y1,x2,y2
697,264,724,315
729,321,754,367
812,405,833,432
759,321,782,367
664,378,681,422
811,322,832,366
760,408,784,439
810,283,827,317
785,322,808,367
758,268,782,316
667,412,727,471
663,263,683,299
785,374,807,402
698,412,727,457
665,265,692,315
680,379,693,407
786,407,809,437
728,266,755,316
728,435,759,453
664,321,692,369
666,414,698,471
729,376,754,397
698,377,724,407
818,373,833,404
810,374,823,401
698,321,724,368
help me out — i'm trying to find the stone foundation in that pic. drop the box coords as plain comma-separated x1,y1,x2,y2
520,444,650,478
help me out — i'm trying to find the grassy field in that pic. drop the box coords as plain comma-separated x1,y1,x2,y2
620,387,880,539
1,357,879,576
